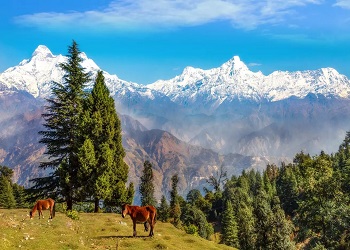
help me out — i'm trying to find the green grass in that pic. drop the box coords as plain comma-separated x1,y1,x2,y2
0,209,235,250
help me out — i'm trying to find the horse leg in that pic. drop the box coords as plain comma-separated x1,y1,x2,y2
144,221,149,232
133,220,137,237
49,207,53,219
149,219,154,237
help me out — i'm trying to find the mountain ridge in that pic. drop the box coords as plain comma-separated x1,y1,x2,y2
1,45,350,105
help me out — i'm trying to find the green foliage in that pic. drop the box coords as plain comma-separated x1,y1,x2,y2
186,189,201,205
139,160,156,206
184,224,198,235
221,200,239,248
80,70,129,212
12,183,29,208
73,202,95,213
0,175,16,208
269,197,295,250
254,189,275,249
181,204,213,239
234,187,256,249
37,40,90,210
170,174,182,227
36,42,129,212
186,189,212,215
65,209,80,220
0,166,16,209
221,168,296,250
294,151,350,248
276,163,299,217
125,182,135,205
158,195,170,222
55,202,67,213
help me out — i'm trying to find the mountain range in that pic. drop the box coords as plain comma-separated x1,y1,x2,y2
1,45,350,200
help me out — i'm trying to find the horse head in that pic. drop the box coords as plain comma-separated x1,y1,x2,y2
29,211,33,219
121,203,129,218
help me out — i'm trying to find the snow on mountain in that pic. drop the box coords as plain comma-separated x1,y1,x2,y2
0,45,65,97
0,45,155,100
148,56,350,103
1,45,350,105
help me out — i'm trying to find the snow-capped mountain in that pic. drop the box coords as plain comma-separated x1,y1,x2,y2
0,45,156,100
1,45,350,107
148,56,350,107
2,45,350,156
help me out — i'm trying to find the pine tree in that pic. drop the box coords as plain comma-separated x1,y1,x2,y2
269,196,295,250
12,183,28,208
276,163,299,217
158,195,170,222
186,189,201,205
0,166,16,208
181,203,213,239
254,189,274,249
221,200,239,248
125,182,135,204
235,188,256,250
296,152,349,248
170,174,181,227
79,70,129,212
139,160,156,206
38,40,90,210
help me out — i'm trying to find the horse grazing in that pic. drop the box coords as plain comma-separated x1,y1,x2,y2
30,198,55,219
121,204,157,237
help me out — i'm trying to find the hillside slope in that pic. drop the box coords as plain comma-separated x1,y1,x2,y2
0,208,234,250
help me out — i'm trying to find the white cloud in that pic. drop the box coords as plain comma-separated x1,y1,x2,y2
15,0,324,31
334,0,350,9
248,62,262,67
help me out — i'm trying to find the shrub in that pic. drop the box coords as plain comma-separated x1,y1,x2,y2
66,210,79,220
184,224,198,235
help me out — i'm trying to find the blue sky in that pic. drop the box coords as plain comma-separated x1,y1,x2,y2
1,0,350,84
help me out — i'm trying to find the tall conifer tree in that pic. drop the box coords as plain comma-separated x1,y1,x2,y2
170,174,181,227
254,189,274,249
221,200,239,248
235,187,256,249
38,40,89,210
80,70,129,212
158,195,170,222
0,166,16,208
139,160,156,206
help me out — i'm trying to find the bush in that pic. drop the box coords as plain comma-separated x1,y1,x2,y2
55,203,67,213
184,224,198,235
66,210,79,220
73,202,94,212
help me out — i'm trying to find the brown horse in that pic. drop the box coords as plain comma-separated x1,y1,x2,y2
30,198,55,219
121,204,157,237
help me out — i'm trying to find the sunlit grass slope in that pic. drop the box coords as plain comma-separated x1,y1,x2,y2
0,209,235,250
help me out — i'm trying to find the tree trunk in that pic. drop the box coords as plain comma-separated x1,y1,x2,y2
66,198,73,211
94,198,99,213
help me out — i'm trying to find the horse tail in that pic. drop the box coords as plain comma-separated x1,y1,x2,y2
152,206,157,224
52,201,56,218
154,208,157,224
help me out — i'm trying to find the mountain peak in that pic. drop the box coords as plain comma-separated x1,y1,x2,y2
222,55,249,72
32,45,53,58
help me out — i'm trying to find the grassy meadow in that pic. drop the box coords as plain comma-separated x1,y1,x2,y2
0,208,235,250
